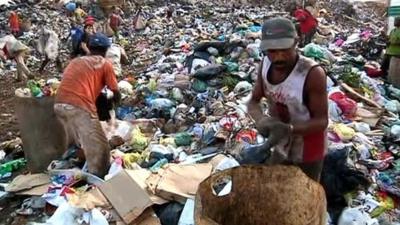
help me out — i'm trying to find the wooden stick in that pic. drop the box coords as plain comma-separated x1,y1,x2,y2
340,82,382,109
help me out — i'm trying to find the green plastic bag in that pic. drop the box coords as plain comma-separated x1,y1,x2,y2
303,43,326,60
224,62,239,73
192,79,208,93
175,132,192,146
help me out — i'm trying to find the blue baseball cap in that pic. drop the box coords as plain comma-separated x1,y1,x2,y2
89,33,111,48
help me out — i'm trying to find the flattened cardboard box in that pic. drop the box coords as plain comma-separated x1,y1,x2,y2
99,170,153,224
146,163,213,203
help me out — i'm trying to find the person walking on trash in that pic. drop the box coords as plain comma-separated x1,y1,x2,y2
247,17,328,182
54,33,121,178
387,17,400,88
37,25,62,73
291,5,318,47
0,34,32,82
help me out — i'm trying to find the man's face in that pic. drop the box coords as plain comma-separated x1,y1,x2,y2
264,46,297,69
85,26,94,34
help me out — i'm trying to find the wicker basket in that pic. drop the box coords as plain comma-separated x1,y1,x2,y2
195,165,327,225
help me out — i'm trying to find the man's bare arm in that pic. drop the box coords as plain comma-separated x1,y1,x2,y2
247,64,265,121
292,66,328,135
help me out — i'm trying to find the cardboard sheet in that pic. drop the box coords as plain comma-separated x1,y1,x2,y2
146,163,212,203
99,170,153,224
5,173,50,193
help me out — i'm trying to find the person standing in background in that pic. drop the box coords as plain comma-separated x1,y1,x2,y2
292,5,318,47
387,17,400,88
9,11,20,37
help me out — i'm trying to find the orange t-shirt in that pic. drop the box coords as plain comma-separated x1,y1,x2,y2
56,56,118,115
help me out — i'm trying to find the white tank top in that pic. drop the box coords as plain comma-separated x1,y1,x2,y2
261,55,326,163
262,55,318,123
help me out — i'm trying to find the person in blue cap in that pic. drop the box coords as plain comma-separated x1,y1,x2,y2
54,33,121,178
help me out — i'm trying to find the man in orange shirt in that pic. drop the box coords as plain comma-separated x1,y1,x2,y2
54,33,120,178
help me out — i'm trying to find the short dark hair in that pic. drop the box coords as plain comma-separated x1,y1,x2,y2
89,46,108,57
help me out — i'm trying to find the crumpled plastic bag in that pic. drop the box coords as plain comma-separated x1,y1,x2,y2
384,100,400,113
192,79,208,93
353,122,371,134
193,64,225,80
233,81,252,94
175,132,192,147
332,124,356,141
118,80,133,96
130,128,149,151
329,92,357,118
246,40,261,60
328,100,343,122
338,207,378,225
303,43,335,62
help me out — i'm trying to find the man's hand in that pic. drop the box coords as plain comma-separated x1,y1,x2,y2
256,117,292,148
112,90,121,106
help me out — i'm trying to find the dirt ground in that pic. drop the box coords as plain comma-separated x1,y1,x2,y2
0,73,24,143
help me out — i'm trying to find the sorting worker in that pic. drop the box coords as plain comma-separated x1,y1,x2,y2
0,34,32,82
37,26,62,73
54,33,121,178
247,17,328,182
387,17,400,88
292,5,318,47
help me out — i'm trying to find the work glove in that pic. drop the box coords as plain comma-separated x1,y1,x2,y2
255,117,292,148
237,141,272,165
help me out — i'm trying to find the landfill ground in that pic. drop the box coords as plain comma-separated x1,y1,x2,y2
1,0,400,225
0,75,21,143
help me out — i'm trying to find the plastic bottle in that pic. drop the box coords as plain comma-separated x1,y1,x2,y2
0,158,27,178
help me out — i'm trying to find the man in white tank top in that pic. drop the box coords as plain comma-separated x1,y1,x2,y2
247,17,328,182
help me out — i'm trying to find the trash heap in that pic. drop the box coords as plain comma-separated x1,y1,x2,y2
1,0,400,225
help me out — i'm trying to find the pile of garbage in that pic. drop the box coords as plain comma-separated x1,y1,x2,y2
0,0,400,225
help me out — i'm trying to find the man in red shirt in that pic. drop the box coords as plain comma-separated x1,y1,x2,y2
292,6,318,47
54,33,120,178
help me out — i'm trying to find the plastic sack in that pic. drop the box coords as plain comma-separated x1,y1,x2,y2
329,92,357,118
